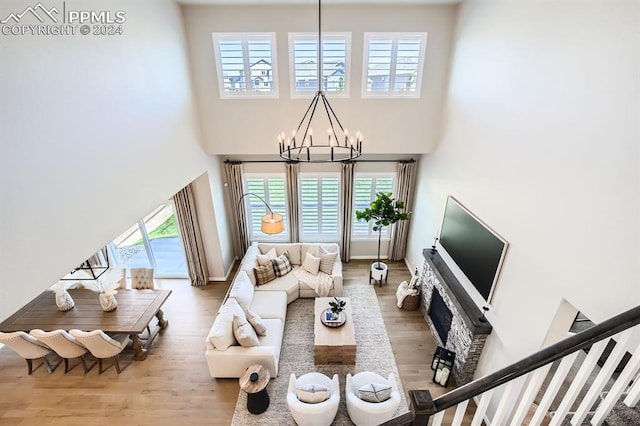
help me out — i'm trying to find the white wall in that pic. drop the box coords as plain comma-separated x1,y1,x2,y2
0,0,210,321
191,158,236,281
406,0,640,379
182,3,456,156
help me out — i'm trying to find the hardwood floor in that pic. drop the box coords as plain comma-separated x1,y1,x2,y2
0,260,463,425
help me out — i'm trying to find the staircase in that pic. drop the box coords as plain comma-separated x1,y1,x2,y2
382,305,640,425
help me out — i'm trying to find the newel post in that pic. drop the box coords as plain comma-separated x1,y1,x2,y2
409,390,436,425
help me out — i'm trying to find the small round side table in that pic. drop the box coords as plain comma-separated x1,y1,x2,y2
239,364,270,414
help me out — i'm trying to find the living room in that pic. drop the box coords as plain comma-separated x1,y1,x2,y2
1,0,638,424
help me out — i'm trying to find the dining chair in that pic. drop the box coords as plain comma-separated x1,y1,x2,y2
69,329,130,374
130,268,155,290
30,329,96,373
0,331,61,374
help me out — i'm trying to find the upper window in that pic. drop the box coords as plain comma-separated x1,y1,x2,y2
212,33,278,98
243,174,289,242
299,173,340,241
289,33,351,97
362,33,427,98
352,173,396,238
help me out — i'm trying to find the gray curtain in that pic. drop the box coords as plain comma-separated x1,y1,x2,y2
224,162,251,255
285,162,300,243
389,160,416,261
172,184,209,286
340,161,355,262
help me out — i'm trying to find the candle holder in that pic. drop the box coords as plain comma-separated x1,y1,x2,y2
431,346,456,387
479,306,489,323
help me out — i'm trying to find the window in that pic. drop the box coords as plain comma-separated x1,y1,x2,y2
108,203,188,278
212,33,278,98
362,33,427,98
289,33,351,97
243,174,288,241
352,174,396,238
299,174,340,240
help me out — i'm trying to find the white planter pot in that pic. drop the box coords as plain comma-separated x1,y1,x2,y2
370,262,388,282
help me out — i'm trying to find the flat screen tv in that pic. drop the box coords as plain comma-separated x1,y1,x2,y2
438,196,508,303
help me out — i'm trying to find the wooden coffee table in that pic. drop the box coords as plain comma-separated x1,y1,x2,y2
314,297,356,364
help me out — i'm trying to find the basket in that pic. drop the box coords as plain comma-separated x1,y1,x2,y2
401,293,420,310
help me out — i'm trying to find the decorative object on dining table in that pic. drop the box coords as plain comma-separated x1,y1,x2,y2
51,281,75,312
431,346,456,387
97,278,119,312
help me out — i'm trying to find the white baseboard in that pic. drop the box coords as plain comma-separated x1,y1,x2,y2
208,258,238,282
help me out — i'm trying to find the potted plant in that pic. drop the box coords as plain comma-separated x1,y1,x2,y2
355,192,409,282
329,297,346,315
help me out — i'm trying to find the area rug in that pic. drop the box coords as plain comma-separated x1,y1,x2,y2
231,281,408,425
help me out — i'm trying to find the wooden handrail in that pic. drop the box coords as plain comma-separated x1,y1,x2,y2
432,304,640,412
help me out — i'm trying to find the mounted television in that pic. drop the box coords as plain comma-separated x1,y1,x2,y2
438,196,508,303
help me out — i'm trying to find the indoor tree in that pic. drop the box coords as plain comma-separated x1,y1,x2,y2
355,192,409,270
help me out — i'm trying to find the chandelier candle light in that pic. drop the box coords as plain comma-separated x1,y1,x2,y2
278,0,362,163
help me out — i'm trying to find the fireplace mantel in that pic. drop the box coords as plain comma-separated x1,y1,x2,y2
420,249,493,385
422,249,493,335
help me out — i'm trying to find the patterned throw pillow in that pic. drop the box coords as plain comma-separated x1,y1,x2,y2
296,383,330,404
358,383,392,403
319,247,338,275
272,252,292,277
254,260,276,285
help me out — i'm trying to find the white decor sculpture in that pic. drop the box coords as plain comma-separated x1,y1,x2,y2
52,282,75,311
97,271,120,312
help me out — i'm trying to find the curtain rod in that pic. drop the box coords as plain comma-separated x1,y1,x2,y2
224,159,415,165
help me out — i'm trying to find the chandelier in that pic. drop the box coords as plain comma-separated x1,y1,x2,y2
278,0,362,163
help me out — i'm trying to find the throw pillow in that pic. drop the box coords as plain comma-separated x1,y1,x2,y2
229,271,255,311
246,309,267,336
319,247,338,275
272,252,292,277
358,383,392,403
254,260,276,285
296,383,330,404
302,252,321,275
232,315,260,347
257,247,277,266
208,298,245,350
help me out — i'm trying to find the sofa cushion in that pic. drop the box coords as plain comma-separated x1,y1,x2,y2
254,272,300,304
296,384,330,404
229,270,255,310
208,298,245,350
302,252,321,275
254,260,276,285
319,247,338,275
250,290,288,319
272,252,293,277
233,315,260,347
259,243,302,265
301,243,339,267
246,309,267,335
259,318,284,351
257,248,277,266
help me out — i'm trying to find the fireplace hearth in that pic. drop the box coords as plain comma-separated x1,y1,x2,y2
419,249,493,385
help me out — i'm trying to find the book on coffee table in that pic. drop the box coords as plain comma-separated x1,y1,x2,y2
324,311,341,322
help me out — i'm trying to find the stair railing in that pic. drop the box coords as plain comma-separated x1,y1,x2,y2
382,304,640,425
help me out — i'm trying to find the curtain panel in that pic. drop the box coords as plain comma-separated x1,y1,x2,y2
285,162,300,243
340,161,355,262
224,162,251,255
389,161,416,261
172,184,209,286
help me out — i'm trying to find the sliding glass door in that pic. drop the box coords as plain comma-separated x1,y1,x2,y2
109,203,188,278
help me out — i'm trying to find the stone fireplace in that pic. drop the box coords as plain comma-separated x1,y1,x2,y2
419,249,493,385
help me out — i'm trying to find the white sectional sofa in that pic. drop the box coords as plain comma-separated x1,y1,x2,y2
205,242,343,379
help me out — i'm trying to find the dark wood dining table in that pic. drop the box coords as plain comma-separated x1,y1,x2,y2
0,289,172,360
